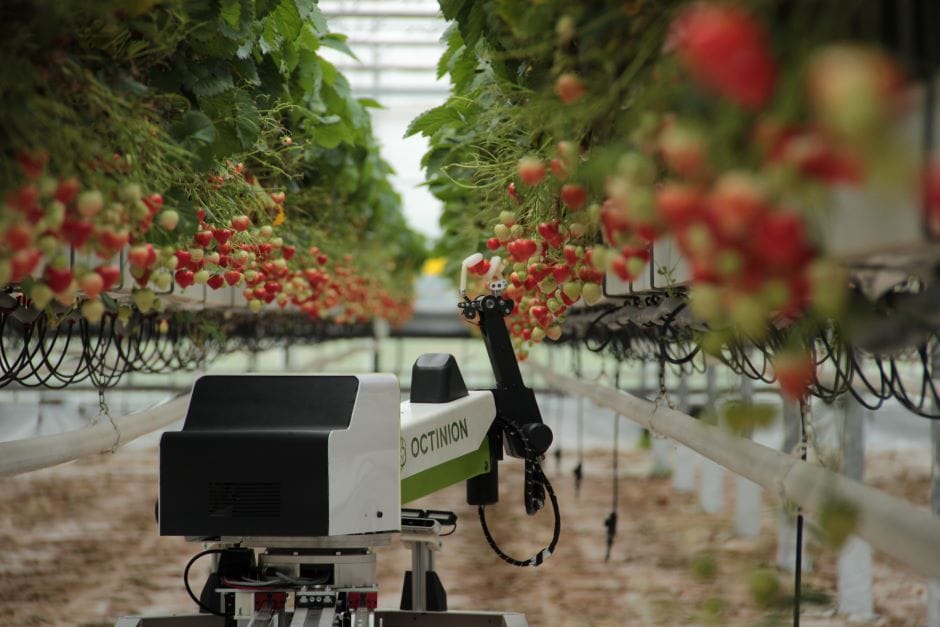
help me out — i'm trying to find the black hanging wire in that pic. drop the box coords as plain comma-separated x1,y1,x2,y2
604,364,621,562
572,345,584,496
793,395,810,627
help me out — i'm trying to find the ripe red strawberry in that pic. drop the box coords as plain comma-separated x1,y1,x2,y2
194,230,213,247
95,265,121,291
4,223,33,251
518,157,546,186
508,238,538,262
751,212,812,269
143,193,164,215
128,244,156,269
560,184,587,210
486,237,501,251
16,151,48,179
61,218,94,248
550,158,569,180
282,245,296,260
54,177,80,205
213,228,233,245
469,259,490,276
656,183,704,229
554,73,586,104
231,215,251,231
707,171,768,241
11,248,41,282
44,266,73,294
772,349,815,400
95,228,129,258
175,269,195,288
224,270,243,286
207,274,225,290
507,182,519,203
670,3,777,109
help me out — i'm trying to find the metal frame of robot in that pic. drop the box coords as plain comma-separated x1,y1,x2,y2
118,255,549,627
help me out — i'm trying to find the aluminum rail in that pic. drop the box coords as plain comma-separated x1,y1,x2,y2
0,345,368,478
528,360,940,581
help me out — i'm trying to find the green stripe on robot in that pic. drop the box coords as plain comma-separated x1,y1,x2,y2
400,436,490,504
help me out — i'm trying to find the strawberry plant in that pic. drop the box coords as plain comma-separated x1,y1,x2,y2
414,0,934,358
0,0,425,326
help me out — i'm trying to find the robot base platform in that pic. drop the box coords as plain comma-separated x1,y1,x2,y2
116,610,528,627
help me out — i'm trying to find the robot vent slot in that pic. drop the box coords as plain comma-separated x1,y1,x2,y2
207,482,281,518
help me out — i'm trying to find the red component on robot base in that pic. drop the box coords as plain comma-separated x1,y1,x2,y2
254,591,287,611
346,591,378,611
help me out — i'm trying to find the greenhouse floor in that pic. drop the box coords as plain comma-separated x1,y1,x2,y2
0,441,930,626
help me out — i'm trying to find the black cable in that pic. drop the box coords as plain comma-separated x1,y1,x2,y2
605,366,621,562
793,398,809,627
184,548,227,617
440,520,458,537
478,416,561,567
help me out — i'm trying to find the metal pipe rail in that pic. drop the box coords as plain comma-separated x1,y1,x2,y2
0,345,369,478
527,360,940,581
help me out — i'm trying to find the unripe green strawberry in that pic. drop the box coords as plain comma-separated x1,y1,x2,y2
77,190,104,218
581,282,603,305
562,280,582,301
158,210,179,231
30,283,55,309
133,288,155,313
81,298,106,324
689,284,722,322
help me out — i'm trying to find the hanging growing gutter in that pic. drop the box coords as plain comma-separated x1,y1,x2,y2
527,360,940,581
0,345,368,478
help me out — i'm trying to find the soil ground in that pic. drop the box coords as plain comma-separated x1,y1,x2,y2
0,443,932,626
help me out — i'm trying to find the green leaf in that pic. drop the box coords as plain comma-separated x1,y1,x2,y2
187,62,235,97
357,97,384,109
456,2,484,49
318,58,337,86
314,121,352,149
170,110,217,146
233,56,261,86
233,91,260,149
439,0,467,20
405,100,475,137
296,49,323,93
321,33,358,61
266,0,302,44
295,0,327,32
436,25,463,80
260,18,282,54
295,23,319,53
219,0,242,29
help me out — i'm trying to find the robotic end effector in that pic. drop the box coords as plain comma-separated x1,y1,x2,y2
457,253,555,519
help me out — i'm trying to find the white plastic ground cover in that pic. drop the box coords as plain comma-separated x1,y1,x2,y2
528,360,940,581
0,345,368,477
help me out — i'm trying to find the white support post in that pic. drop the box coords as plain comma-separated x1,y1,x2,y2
930,344,940,627
649,361,672,476
699,363,724,514
838,395,874,620
672,371,696,492
777,399,812,572
734,374,762,538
